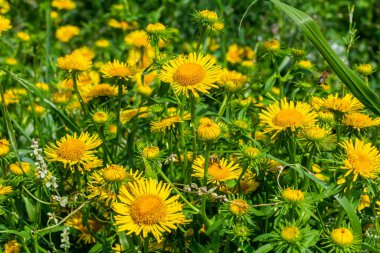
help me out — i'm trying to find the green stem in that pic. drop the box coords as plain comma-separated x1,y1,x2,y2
115,79,123,157
273,57,283,98
216,92,231,121
156,168,199,213
303,144,317,190
195,27,207,53
72,73,114,163
143,237,149,253
201,143,211,227
190,94,197,157
34,234,39,253
179,95,188,178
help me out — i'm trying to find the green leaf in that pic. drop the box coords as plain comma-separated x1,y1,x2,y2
23,196,36,223
270,0,380,116
254,244,273,253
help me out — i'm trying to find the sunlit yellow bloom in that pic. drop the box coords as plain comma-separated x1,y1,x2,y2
198,10,218,22
297,60,313,69
55,25,80,42
0,184,12,195
343,112,380,131
192,156,242,184
72,46,96,60
4,240,20,253
35,82,49,91
197,120,221,141
5,58,17,65
124,30,148,47
57,52,92,72
81,83,120,103
0,15,11,34
92,111,109,124
95,39,110,48
52,91,72,104
113,179,188,242
160,53,221,97
357,194,370,211
100,60,133,79
16,31,30,41
120,107,149,124
330,228,354,247
264,39,280,52
312,94,364,114
150,113,190,133
259,98,317,138
0,0,10,14
218,69,247,92
282,188,304,203
226,44,255,64
243,146,260,159
65,212,102,244
50,11,59,19
229,199,249,215
356,63,373,76
142,146,160,160
318,110,334,124
45,132,102,171
146,23,166,34
51,0,76,10
9,162,31,175
340,139,380,181
0,138,10,157
281,226,301,243
108,19,129,30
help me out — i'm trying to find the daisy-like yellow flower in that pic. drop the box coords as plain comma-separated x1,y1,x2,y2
72,46,96,60
282,188,304,203
113,179,188,242
330,228,354,247
57,52,92,72
192,156,242,184
357,194,370,211
229,199,249,216
146,23,166,34
0,184,12,195
81,83,121,103
159,52,222,97
340,139,380,181
16,31,30,41
355,63,373,76
343,112,380,131
100,60,133,79
124,30,148,48
120,107,149,124
150,113,191,133
259,98,317,138
0,138,10,157
0,15,11,34
312,94,364,114
281,226,301,243
264,39,280,52
95,39,110,48
4,240,20,253
55,25,80,43
45,132,102,170
197,120,221,141
142,146,160,160
51,0,76,10
92,111,109,124
218,69,247,92
9,162,31,175
65,212,102,244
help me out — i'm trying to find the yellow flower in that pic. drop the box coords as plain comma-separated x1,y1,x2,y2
0,0,10,14
229,199,249,215
142,146,160,160
124,30,148,47
65,212,102,244
16,31,30,41
302,126,330,142
218,69,247,92
259,98,317,138
192,156,242,184
100,60,133,79
197,120,221,141
45,132,102,171
51,0,76,10
92,111,109,124
81,83,120,103
297,60,313,69
108,19,129,30
72,46,96,60
146,23,166,34
57,52,92,72
55,25,80,42
120,107,149,124
4,240,20,253
159,52,222,97
282,188,304,202
340,139,380,181
291,48,305,58
330,228,354,247
113,179,188,242
356,63,373,75
102,164,127,182
198,10,218,22
95,39,110,48
5,58,17,65
150,113,191,133
50,11,59,19
318,110,334,124
312,94,364,114
0,138,10,157
243,146,260,159
35,82,49,91
9,162,31,175
0,15,11,34
357,194,370,211
264,39,280,52
0,184,12,195
343,112,380,131
281,226,301,243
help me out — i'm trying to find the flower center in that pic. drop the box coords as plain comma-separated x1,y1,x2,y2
110,67,131,77
350,151,371,171
57,139,86,162
173,63,205,87
130,194,166,225
281,226,300,243
273,109,305,127
346,113,371,127
208,162,230,180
